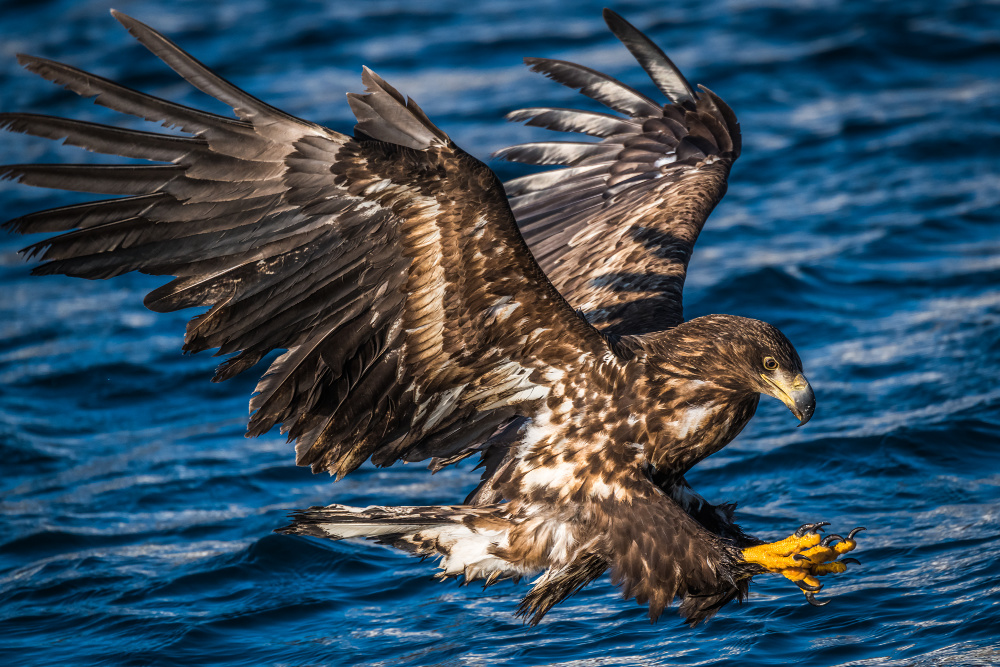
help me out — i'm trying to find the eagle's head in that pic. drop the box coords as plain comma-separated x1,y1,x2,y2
643,314,816,426
732,317,815,426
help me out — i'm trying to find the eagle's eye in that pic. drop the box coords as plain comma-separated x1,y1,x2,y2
763,356,779,371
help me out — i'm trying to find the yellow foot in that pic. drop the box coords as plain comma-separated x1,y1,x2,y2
742,524,865,606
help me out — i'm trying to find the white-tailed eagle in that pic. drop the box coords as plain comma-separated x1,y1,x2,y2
1,9,863,625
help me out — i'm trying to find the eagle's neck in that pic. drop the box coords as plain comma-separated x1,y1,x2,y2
645,382,759,479
624,329,762,481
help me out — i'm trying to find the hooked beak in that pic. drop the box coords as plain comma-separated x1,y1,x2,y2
760,372,815,426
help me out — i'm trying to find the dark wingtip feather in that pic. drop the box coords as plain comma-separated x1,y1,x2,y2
108,8,303,129
522,57,662,118
697,85,741,157
602,8,696,105
348,66,450,150
2,195,166,236
493,141,616,166
15,52,38,69
0,112,203,162
504,107,639,139
0,163,182,195
109,7,127,21
14,53,248,134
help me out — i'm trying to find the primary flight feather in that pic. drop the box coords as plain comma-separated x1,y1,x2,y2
2,8,863,625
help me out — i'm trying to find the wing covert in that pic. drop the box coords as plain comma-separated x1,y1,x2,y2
1,11,615,479
497,9,741,335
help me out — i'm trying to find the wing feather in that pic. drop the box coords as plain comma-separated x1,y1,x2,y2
601,8,695,104
110,9,308,130
498,9,741,334
2,194,167,234
493,141,619,166
2,11,614,480
504,108,640,138
524,58,662,117
0,113,205,160
2,164,182,195
17,55,251,136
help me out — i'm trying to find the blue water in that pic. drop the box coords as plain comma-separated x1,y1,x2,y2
1,0,999,664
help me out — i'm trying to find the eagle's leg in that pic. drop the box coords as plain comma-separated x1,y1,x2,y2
740,521,829,570
741,524,864,605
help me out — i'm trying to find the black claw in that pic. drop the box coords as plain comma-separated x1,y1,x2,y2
821,534,843,547
848,527,867,540
793,553,811,562
795,579,822,592
805,591,830,607
841,557,861,566
794,521,830,537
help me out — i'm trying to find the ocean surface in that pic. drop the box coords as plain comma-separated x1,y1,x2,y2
1,0,999,665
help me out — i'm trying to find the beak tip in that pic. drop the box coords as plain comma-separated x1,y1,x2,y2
761,373,815,428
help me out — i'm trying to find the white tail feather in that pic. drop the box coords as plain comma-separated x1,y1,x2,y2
278,504,533,582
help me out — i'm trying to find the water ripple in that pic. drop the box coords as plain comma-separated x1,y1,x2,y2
1,0,999,665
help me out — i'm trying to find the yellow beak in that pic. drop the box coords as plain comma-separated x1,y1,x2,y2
760,372,815,426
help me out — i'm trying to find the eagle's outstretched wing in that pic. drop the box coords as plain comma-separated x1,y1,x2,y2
1,10,613,478
497,9,741,335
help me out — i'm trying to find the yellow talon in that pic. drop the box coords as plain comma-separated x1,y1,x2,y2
833,529,864,555
795,526,865,564
778,568,820,588
741,523,866,607
742,524,824,571
812,561,848,576
799,544,839,564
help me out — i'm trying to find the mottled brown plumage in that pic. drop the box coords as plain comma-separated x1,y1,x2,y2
499,10,740,335
2,10,838,627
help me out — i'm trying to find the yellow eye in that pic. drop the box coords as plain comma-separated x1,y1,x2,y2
763,357,779,371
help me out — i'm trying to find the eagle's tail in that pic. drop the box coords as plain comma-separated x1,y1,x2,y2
277,504,525,584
